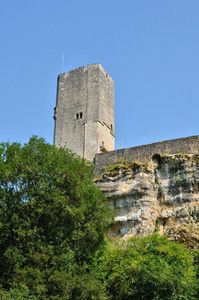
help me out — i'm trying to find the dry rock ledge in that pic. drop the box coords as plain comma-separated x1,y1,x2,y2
94,152,199,249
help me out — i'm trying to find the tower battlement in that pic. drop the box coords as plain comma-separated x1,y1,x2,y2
59,64,114,82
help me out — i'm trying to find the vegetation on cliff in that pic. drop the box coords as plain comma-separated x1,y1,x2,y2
94,235,199,299
0,137,198,299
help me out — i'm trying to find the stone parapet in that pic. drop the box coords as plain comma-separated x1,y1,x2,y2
94,135,199,173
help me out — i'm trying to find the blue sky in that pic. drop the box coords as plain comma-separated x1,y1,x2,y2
1,0,199,149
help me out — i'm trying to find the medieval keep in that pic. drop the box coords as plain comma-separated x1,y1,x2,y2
53,64,115,161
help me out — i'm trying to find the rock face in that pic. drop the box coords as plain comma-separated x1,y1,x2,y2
95,153,199,249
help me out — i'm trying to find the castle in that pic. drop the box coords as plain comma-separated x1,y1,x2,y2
54,64,199,170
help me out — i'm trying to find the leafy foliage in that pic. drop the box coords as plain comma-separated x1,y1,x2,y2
0,136,112,299
94,234,199,300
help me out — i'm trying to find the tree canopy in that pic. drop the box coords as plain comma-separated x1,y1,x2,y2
94,234,199,300
0,136,113,299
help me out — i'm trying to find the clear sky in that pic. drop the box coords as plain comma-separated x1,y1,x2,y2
1,0,199,150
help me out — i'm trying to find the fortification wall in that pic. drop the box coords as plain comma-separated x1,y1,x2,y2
94,135,199,173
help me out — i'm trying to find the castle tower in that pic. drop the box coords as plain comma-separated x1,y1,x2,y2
53,64,115,161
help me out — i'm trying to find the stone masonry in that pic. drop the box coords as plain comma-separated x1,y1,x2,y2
54,64,115,161
94,135,199,174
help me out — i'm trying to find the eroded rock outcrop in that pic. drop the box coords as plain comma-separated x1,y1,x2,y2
95,153,199,249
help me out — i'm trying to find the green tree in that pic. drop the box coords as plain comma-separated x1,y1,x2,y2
0,136,113,299
95,234,198,300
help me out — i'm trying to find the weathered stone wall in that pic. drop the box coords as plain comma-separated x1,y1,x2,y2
54,66,87,157
54,64,115,161
94,135,199,174
85,64,115,160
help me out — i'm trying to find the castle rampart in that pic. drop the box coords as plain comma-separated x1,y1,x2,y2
94,135,199,173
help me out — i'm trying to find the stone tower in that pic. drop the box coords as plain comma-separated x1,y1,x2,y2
53,64,115,161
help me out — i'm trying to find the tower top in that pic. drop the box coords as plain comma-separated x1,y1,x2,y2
54,64,115,161
58,63,114,82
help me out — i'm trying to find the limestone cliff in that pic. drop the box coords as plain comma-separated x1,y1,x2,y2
95,153,199,249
